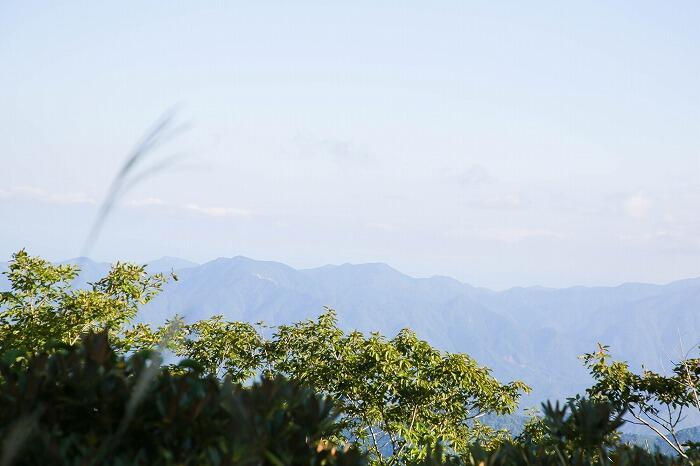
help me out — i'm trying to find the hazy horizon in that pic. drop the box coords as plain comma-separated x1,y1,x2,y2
4,251,699,293
2,2,699,289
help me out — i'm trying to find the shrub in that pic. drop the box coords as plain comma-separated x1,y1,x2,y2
0,331,365,466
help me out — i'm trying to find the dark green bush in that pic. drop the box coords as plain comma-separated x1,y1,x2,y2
0,332,365,466
0,334,697,466
416,399,698,466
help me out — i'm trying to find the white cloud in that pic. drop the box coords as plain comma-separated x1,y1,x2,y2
184,203,251,217
128,197,166,207
623,192,652,219
450,164,494,186
467,193,524,211
367,222,396,232
293,134,371,164
126,197,252,218
0,186,96,205
1,186,252,219
446,227,563,244
617,230,672,242
486,228,562,244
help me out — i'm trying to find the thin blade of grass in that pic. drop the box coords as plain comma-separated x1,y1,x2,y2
82,110,189,257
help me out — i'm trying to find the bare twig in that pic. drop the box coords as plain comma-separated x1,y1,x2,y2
629,409,686,458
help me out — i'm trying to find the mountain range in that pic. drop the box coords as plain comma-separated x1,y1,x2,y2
2,255,700,411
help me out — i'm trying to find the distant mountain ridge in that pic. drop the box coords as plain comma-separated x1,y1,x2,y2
2,255,700,411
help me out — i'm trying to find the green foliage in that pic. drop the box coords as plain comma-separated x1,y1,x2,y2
582,344,700,457
0,249,169,358
519,399,623,456
269,310,530,464
0,252,530,465
176,316,265,383
0,331,365,466
416,400,694,466
5,250,700,466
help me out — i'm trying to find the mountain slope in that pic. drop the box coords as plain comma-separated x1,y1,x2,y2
2,255,699,407
136,257,700,405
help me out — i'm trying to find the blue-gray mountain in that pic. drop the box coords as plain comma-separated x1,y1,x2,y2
2,255,699,409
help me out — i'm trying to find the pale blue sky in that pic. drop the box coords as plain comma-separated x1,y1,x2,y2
1,1,699,288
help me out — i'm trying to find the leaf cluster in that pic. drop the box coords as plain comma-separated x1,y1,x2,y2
0,252,530,465
0,331,365,466
582,345,700,457
269,311,530,464
0,249,168,358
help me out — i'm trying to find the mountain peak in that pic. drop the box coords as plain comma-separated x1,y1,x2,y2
341,262,398,272
147,256,199,273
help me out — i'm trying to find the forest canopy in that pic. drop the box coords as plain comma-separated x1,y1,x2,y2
1,250,700,466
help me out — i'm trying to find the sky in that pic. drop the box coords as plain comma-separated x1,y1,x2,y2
1,1,699,289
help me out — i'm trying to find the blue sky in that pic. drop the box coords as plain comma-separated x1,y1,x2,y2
1,1,699,289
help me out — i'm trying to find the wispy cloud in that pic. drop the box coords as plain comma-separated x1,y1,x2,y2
184,203,251,217
1,185,251,218
484,228,563,244
467,193,524,211
0,186,96,205
617,230,672,242
623,191,652,219
366,222,396,232
447,227,563,244
448,164,494,187
128,197,166,207
128,197,252,217
293,134,371,164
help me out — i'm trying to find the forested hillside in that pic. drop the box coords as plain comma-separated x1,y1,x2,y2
2,250,700,465
5,255,695,405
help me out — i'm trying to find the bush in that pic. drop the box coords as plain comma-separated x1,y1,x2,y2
0,331,365,466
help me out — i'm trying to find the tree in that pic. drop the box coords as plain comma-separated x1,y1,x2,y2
0,251,530,464
175,315,265,383
0,331,365,465
462,398,684,466
6,251,700,466
0,250,169,358
268,310,530,465
582,344,700,458
517,398,623,459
